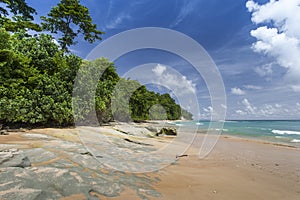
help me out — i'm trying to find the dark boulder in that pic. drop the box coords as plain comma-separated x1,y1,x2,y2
156,127,177,136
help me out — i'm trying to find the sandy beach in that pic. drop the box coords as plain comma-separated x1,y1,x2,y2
151,134,300,200
1,123,300,199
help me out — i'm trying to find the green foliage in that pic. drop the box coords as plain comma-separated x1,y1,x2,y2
41,0,104,52
111,78,141,122
149,104,167,120
0,0,36,20
181,109,193,120
0,29,79,126
0,28,11,49
73,58,119,125
0,0,41,32
0,28,192,127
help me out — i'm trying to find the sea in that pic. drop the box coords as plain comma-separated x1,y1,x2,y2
168,120,300,148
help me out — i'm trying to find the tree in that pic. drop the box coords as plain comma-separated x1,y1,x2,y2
41,0,104,52
72,58,120,125
0,0,36,20
0,0,41,32
0,28,77,126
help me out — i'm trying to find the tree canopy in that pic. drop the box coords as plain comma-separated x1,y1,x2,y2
0,1,193,128
41,0,104,52
0,0,41,32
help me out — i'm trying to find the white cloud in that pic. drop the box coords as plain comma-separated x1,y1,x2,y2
199,106,214,119
235,109,247,116
105,13,131,30
221,104,227,109
243,85,262,90
203,106,213,113
152,64,196,95
254,63,273,78
152,64,166,76
52,39,59,46
234,99,292,118
170,1,199,27
296,103,300,110
247,0,300,90
231,87,246,95
241,98,256,114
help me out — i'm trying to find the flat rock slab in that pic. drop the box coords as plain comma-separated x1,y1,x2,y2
114,123,153,137
22,133,55,140
22,148,58,164
0,127,163,200
0,149,31,168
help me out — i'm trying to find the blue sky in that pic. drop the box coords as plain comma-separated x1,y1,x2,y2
27,0,300,120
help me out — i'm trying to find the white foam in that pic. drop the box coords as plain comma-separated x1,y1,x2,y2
214,128,228,131
271,130,300,135
291,139,300,143
195,122,203,125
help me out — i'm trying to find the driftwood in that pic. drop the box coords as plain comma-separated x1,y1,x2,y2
176,154,188,158
124,138,153,146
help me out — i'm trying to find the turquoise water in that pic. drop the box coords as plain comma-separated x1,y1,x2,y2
169,120,300,147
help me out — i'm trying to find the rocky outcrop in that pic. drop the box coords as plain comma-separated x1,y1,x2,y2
0,130,8,135
156,127,177,136
0,130,162,200
0,149,31,168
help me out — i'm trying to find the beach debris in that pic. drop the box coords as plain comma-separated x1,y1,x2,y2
176,154,188,158
79,151,93,156
124,138,153,146
156,127,177,136
0,129,8,135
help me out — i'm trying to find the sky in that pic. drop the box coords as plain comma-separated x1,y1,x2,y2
26,0,300,120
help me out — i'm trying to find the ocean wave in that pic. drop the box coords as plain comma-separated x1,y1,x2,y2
261,128,272,131
195,122,203,125
291,139,300,143
271,130,300,135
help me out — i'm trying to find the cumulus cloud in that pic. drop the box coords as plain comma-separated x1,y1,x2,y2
199,106,214,119
231,87,246,95
241,98,256,114
235,99,291,117
152,64,166,76
254,63,273,78
296,103,300,111
203,106,213,113
235,109,247,116
246,0,300,90
152,64,196,95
